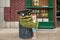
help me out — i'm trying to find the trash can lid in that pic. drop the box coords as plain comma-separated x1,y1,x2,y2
17,9,32,14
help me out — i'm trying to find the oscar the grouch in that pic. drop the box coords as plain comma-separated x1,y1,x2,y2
18,9,38,29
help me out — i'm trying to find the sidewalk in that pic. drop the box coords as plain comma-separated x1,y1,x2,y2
0,28,60,40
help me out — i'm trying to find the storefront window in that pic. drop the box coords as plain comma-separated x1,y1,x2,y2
32,9,49,22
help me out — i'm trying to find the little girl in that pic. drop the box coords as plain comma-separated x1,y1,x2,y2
32,14,37,39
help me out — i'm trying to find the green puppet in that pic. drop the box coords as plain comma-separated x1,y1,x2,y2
18,9,38,29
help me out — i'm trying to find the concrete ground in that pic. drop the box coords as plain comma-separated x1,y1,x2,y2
0,28,60,40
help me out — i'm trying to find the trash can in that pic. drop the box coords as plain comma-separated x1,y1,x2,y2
19,23,33,39
18,9,33,39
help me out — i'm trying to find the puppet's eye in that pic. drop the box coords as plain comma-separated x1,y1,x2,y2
22,13,24,16
29,13,31,15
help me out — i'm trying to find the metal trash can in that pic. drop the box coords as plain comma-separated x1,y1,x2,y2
19,23,33,39
18,9,33,39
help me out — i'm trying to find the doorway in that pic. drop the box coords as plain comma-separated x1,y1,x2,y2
57,0,60,27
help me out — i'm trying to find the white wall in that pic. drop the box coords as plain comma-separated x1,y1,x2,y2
0,0,10,7
4,22,19,28
0,8,4,28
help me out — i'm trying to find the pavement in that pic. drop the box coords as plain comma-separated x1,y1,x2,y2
0,28,60,40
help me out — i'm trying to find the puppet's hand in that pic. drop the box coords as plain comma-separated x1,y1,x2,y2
33,20,36,23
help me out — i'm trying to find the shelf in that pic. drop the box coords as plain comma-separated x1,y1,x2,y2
56,16,60,18
26,6,53,9
57,6,60,8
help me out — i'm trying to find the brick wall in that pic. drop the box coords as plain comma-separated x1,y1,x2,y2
4,0,26,21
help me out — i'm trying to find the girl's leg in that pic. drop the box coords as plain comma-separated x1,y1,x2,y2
32,28,37,39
